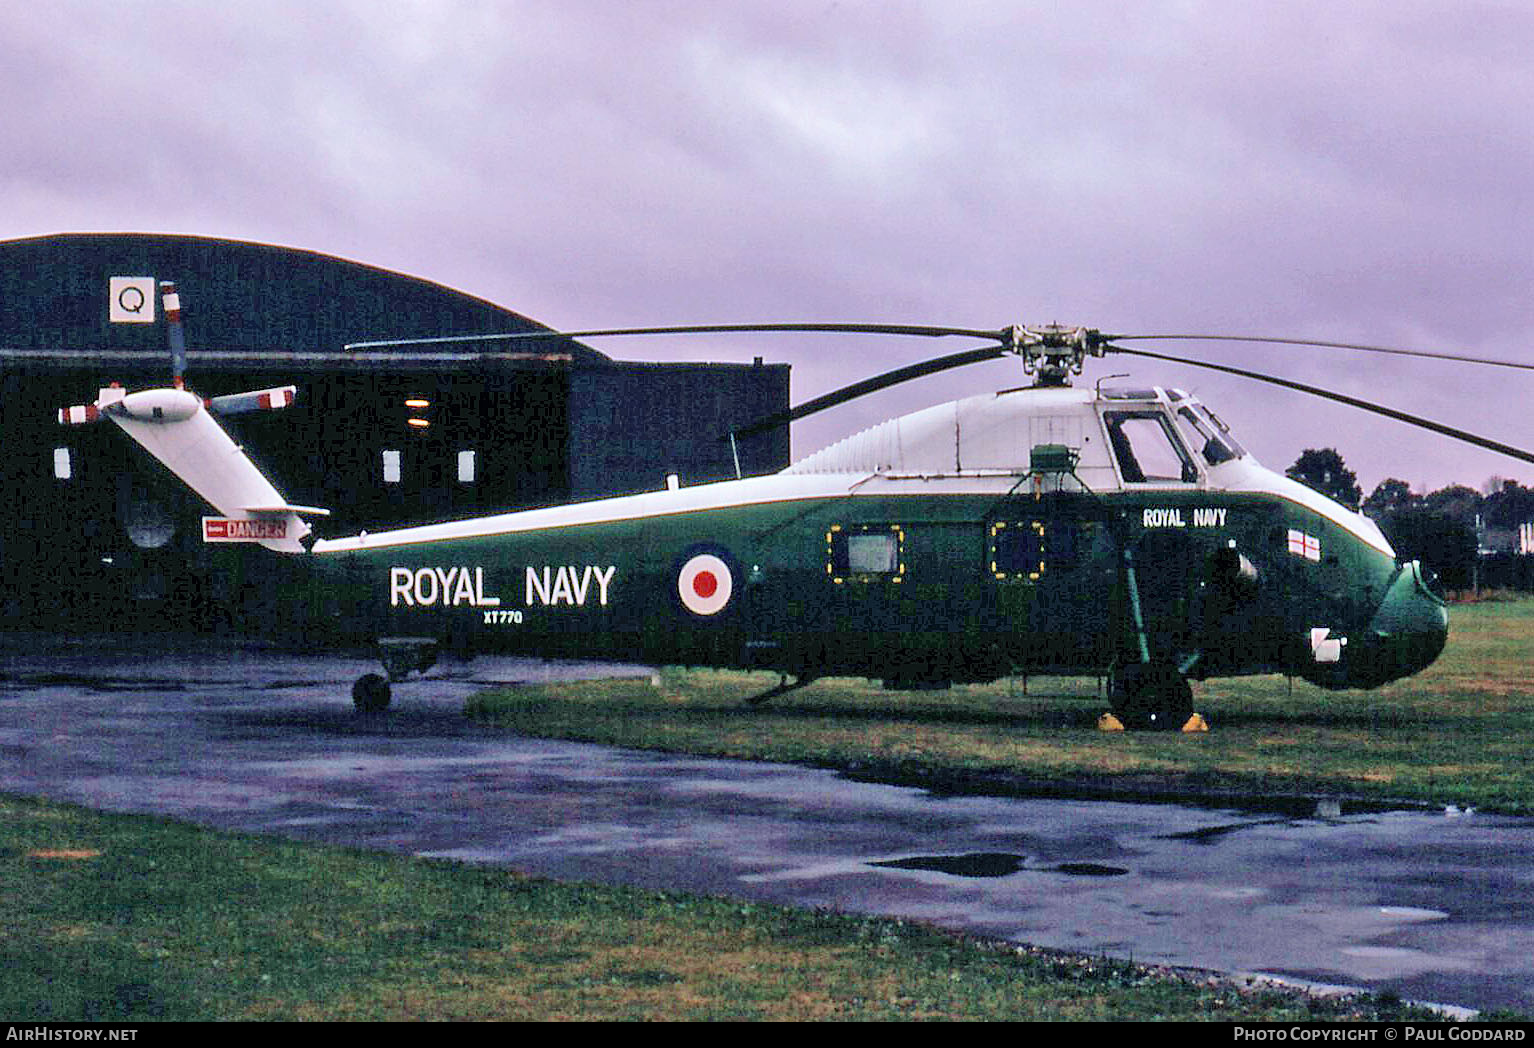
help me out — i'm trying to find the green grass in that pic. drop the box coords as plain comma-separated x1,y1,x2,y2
0,794,1459,1021
467,600,1534,814
6,601,1531,1020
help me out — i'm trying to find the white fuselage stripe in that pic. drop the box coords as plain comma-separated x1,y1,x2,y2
312,473,872,552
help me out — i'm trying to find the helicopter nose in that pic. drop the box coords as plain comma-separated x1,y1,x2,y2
1348,560,1449,687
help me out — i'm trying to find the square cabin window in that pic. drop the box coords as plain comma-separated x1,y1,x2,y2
991,521,1045,580
991,520,1088,580
827,525,905,583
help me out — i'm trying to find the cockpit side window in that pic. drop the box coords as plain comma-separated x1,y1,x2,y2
1103,410,1198,484
1201,405,1246,458
1173,404,1247,466
1176,406,1236,466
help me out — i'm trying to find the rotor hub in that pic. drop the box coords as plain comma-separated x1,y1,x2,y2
1008,325,1108,386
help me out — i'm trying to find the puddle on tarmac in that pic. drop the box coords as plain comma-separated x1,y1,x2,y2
871,852,1025,877
869,853,1130,879
1052,862,1130,877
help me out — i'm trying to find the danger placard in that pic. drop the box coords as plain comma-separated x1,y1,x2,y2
203,517,289,542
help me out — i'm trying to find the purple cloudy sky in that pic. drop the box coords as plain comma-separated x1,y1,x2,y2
4,1,1531,495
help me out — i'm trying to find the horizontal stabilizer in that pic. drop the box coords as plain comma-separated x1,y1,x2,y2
242,504,331,517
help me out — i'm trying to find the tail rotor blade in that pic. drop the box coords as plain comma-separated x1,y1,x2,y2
161,281,188,388
58,403,104,426
206,385,298,417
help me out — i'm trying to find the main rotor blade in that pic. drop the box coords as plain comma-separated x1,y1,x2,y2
345,322,1018,442
1109,345,1534,466
1110,333,1534,373
732,344,1010,439
346,322,1008,352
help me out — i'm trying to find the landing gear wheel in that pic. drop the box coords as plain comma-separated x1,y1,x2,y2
1109,661,1193,731
352,673,392,713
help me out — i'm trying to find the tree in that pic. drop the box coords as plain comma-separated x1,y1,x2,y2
1362,478,1417,520
1422,485,1482,523
1286,448,1362,510
1483,479,1534,530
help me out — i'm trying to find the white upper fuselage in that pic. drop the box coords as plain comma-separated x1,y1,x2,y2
313,384,1394,558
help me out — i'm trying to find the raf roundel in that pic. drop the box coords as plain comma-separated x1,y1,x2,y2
677,552,734,616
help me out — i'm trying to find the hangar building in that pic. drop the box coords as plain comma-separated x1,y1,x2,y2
0,233,789,636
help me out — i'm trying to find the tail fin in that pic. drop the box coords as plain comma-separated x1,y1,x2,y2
57,282,326,554
60,385,325,553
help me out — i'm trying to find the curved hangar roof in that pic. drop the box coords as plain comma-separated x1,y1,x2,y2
0,232,610,370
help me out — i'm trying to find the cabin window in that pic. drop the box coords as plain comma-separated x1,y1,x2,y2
53,447,72,481
990,520,1086,580
827,524,905,584
991,521,1044,579
382,449,402,484
1103,411,1197,484
457,449,476,484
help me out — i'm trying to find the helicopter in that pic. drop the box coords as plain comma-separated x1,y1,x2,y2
61,294,1534,728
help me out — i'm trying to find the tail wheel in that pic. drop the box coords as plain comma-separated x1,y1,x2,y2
1110,661,1193,731
352,673,392,713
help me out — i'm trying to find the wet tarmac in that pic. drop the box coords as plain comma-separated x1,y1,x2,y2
2,645,1532,1015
